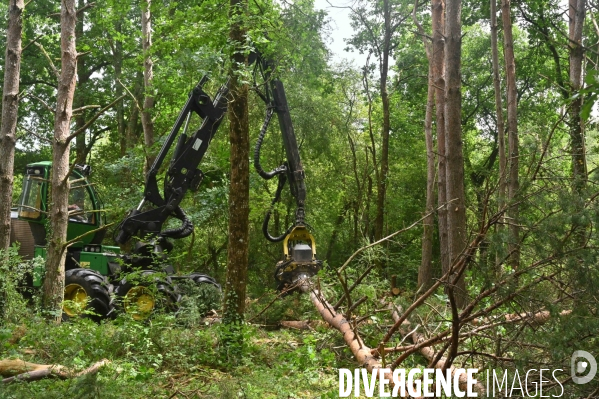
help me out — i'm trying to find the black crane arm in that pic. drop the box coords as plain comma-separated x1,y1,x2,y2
252,54,322,289
114,78,229,245
253,56,308,242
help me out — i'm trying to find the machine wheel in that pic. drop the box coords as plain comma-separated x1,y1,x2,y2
186,273,221,290
115,270,180,320
62,268,114,322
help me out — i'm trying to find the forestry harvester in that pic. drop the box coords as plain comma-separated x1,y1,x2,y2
10,77,227,321
8,52,321,320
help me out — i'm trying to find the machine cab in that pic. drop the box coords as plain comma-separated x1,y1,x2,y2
17,162,106,246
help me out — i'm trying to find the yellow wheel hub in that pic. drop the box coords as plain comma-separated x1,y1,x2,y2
124,286,155,320
63,283,88,317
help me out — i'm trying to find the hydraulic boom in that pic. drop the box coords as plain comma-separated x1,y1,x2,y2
252,54,322,290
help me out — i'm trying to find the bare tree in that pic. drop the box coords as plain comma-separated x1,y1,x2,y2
0,0,24,251
42,0,78,319
223,0,249,323
444,0,467,307
141,0,155,174
501,0,520,268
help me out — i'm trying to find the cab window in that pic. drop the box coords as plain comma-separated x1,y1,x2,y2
69,177,95,224
18,176,43,219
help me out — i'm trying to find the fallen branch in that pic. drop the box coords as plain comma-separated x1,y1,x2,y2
472,309,572,326
390,308,486,398
247,281,303,323
1,359,110,384
383,209,503,345
279,320,330,330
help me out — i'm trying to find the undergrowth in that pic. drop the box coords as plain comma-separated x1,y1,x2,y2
0,298,347,399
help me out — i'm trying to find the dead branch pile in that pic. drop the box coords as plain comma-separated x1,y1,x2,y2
302,207,577,398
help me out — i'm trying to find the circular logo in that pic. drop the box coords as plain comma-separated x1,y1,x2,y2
571,350,597,384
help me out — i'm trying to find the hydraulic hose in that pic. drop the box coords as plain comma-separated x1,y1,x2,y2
263,173,292,242
160,206,194,239
254,108,286,180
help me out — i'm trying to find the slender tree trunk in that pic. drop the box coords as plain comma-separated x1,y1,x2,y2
374,0,392,243
419,60,435,291
363,69,375,242
42,0,78,320
346,131,362,247
325,204,349,263
125,71,144,148
114,20,127,157
413,11,435,291
141,0,155,175
223,0,249,324
501,0,520,268
432,0,449,278
569,0,586,192
74,0,87,165
0,0,24,251
491,0,507,270
444,0,467,307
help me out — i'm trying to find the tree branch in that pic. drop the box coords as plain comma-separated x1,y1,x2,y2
33,42,60,79
67,95,126,143
28,93,55,115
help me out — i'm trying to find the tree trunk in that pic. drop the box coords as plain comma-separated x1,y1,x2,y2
42,0,78,321
363,71,375,242
223,0,249,324
309,290,409,396
325,204,349,263
125,71,144,149
432,0,449,278
374,0,392,243
413,0,435,293
444,0,467,307
74,0,87,165
0,0,24,251
141,0,155,175
491,0,507,270
419,58,435,291
114,20,127,157
569,0,586,192
501,0,520,269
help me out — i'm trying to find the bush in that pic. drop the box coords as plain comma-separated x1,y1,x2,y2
0,245,42,324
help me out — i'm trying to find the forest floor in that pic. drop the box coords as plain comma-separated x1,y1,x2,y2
0,292,367,399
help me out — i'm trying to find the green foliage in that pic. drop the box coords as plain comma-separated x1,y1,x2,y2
0,312,343,398
576,69,599,121
0,246,42,324
176,280,222,327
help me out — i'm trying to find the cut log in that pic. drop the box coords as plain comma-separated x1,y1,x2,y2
308,288,411,397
